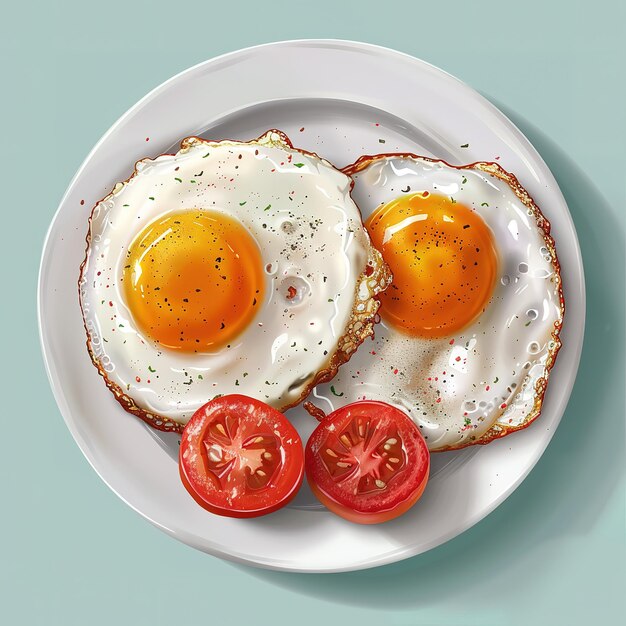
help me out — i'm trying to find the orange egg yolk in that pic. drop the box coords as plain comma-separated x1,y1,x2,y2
365,192,498,338
123,210,264,352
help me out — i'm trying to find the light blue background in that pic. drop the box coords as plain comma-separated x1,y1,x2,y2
2,1,624,624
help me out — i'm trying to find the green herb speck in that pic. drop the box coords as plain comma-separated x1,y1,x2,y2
293,163,305,168
330,385,344,397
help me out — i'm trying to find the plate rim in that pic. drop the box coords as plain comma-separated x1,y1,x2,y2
38,39,586,572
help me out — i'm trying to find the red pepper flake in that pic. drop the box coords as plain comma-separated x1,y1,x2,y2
422,191,430,198
436,398,441,403
299,127,305,132
455,356,461,362
486,385,490,391
370,350,377,355
364,264,374,276
495,156,500,160
442,371,446,375
500,403,507,409
80,199,85,206
288,155,292,162
393,369,398,375
147,379,151,384
449,338,454,345
145,137,150,142
286,285,297,300
135,376,141,383
463,412,468,416
97,271,101,276
270,169,275,173
427,377,432,381
434,377,438,381
374,123,380,126
108,301,113,307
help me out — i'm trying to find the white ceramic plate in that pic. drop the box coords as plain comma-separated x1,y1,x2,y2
38,40,585,572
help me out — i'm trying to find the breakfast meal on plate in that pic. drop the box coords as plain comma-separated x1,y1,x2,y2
79,130,390,433
307,154,564,452
78,129,564,523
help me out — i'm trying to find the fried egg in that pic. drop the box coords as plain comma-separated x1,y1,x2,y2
79,131,389,431
308,155,564,451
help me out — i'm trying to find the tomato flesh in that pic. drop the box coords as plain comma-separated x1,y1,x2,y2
179,395,304,518
305,401,430,524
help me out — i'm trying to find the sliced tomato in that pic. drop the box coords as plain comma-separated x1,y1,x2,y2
179,395,304,518
305,401,429,524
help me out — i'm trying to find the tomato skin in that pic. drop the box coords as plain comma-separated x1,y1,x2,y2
179,395,304,518
305,401,430,524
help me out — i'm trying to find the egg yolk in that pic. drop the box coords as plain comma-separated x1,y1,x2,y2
123,210,264,352
365,192,498,338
